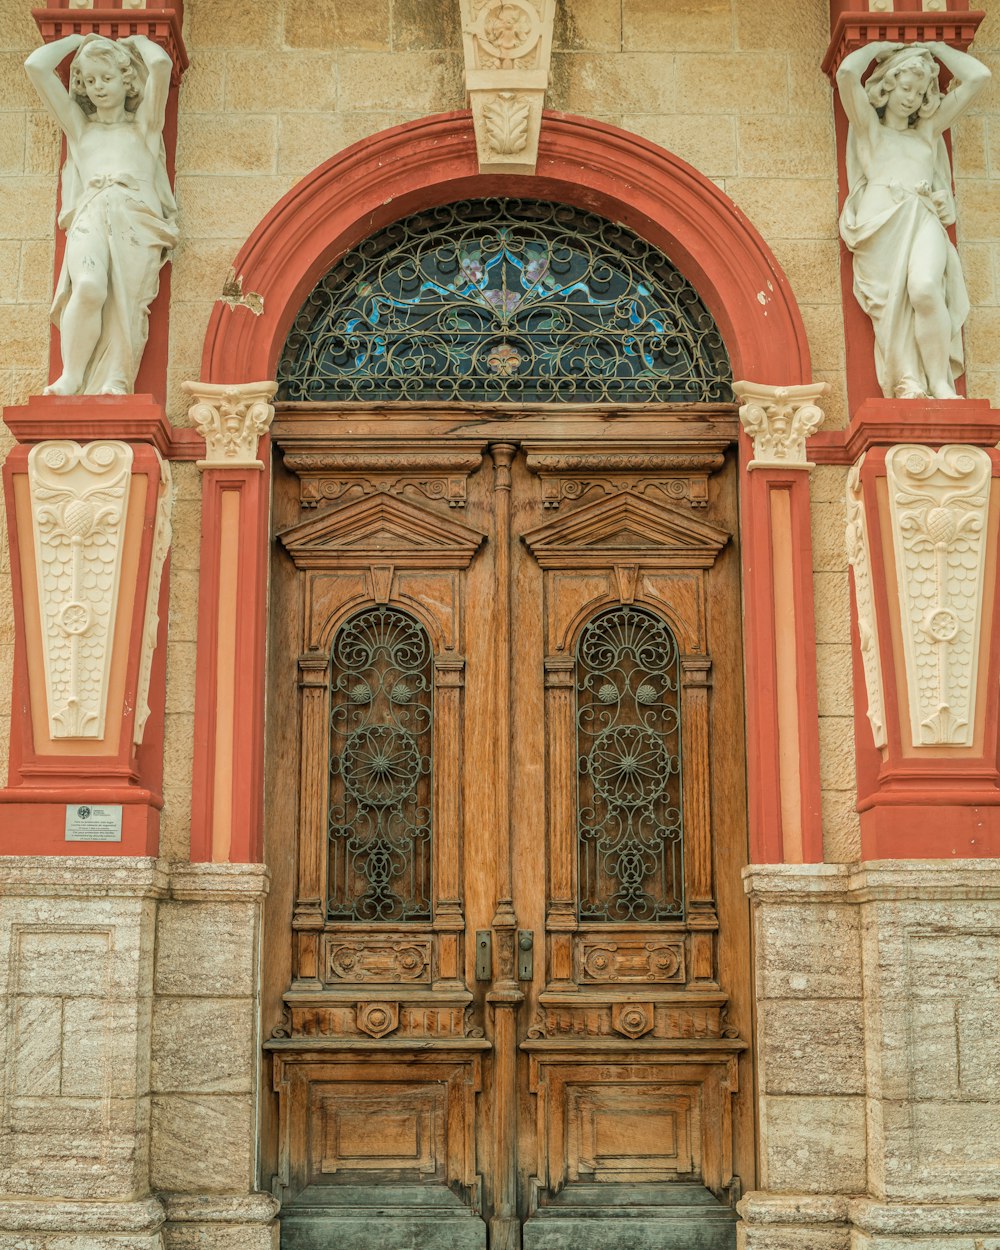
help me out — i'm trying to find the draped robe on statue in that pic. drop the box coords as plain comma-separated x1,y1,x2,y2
52,126,178,394
839,128,968,399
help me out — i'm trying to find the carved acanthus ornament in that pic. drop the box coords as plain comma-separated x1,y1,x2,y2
134,452,173,744
28,440,132,739
845,458,887,749
886,444,991,747
732,381,830,469
460,0,555,174
183,380,278,469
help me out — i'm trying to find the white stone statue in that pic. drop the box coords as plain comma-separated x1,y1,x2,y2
836,41,990,400
25,33,178,396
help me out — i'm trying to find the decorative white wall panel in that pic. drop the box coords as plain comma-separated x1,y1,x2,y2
134,453,173,745
886,444,991,747
845,457,887,749
27,440,133,739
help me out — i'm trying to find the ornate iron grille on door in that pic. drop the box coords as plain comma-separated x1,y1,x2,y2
276,199,733,403
576,606,684,922
328,605,433,922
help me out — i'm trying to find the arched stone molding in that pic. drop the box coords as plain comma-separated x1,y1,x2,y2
194,111,824,865
199,111,811,389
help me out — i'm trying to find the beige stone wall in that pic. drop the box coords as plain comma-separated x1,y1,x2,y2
0,0,998,861
743,861,1000,1249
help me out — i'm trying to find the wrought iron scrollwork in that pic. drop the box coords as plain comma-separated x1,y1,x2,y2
576,607,684,922
328,606,433,921
277,198,733,404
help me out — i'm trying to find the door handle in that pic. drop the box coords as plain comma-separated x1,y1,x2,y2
517,930,533,981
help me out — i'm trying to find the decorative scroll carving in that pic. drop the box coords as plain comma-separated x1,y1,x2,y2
134,452,172,744
281,447,484,510
356,1001,400,1039
525,445,727,511
325,936,432,984
845,457,887,749
580,940,685,984
886,444,991,746
182,379,278,468
28,440,133,738
733,380,829,468
460,1,554,174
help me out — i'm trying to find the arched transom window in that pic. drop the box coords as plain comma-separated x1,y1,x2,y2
277,198,732,404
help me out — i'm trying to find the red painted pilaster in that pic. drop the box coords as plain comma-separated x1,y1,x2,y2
735,383,829,864
185,382,276,864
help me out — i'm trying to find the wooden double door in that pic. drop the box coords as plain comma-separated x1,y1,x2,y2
263,403,752,1249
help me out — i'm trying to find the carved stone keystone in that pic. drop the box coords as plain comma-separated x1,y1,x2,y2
733,380,830,469
460,0,555,175
183,380,278,469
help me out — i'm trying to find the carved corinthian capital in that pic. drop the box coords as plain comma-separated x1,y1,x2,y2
183,380,278,469
886,444,991,747
460,0,555,175
732,381,830,469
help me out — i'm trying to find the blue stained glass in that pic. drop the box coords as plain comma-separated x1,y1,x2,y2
277,199,732,404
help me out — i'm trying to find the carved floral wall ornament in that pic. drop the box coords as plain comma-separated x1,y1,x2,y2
133,452,172,744
732,380,830,468
182,380,278,468
886,444,992,747
27,440,133,738
459,0,555,174
846,458,887,749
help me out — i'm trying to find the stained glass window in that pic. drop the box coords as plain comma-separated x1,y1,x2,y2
576,606,684,922
277,199,732,404
328,606,433,922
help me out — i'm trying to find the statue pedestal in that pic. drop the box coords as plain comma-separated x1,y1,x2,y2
0,395,194,857
842,398,1000,860
844,396,1000,459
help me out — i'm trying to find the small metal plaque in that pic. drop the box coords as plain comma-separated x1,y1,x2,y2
65,804,123,843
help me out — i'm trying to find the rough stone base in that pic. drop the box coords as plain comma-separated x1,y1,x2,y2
737,1194,849,1250
0,1196,165,1249
161,1179,279,1250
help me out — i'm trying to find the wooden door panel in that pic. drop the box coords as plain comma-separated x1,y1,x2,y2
266,408,752,1241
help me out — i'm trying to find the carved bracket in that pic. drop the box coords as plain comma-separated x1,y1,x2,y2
183,380,278,469
525,443,728,511
33,1,189,83
460,0,555,174
733,381,830,469
281,443,486,510
886,443,991,747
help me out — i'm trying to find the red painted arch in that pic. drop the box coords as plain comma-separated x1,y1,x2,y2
200,110,811,386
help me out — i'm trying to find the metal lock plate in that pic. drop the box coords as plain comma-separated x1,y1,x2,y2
475,930,492,981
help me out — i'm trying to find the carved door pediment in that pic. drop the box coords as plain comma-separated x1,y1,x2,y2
277,492,487,570
521,490,730,569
